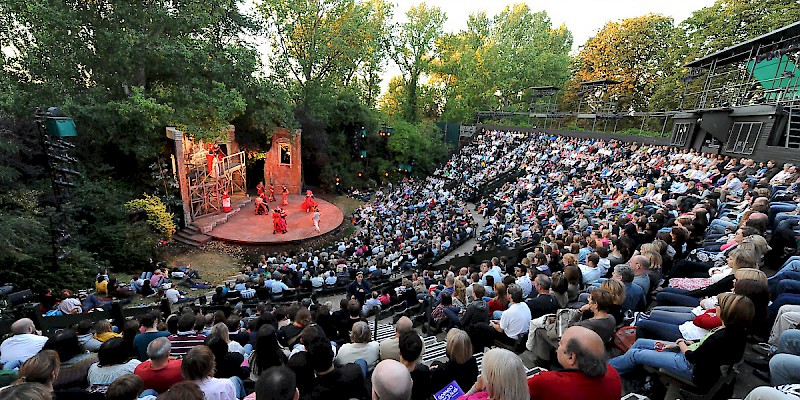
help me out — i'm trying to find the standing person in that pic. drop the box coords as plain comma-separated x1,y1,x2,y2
273,208,287,235
348,272,371,305
281,186,289,206
313,207,321,232
268,183,276,202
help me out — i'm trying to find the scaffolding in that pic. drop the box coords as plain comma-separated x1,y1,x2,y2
187,151,246,219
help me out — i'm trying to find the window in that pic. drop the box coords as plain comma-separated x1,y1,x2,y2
724,122,762,155
671,123,693,146
279,143,291,165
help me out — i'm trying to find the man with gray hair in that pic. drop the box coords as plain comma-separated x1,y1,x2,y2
0,318,47,368
614,264,645,312
372,359,413,400
134,337,184,393
628,254,651,294
525,274,559,318
527,326,621,399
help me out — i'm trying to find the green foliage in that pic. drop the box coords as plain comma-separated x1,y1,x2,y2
125,194,177,241
389,3,447,123
387,120,451,175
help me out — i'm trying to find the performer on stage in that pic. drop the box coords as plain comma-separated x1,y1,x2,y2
312,206,321,232
256,181,265,197
268,183,276,202
281,186,289,206
254,195,269,215
301,190,319,213
272,208,287,234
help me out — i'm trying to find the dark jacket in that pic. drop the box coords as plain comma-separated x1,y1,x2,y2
459,300,488,328
525,293,560,319
685,328,747,389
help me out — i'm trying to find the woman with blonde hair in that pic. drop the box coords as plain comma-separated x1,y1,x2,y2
458,348,528,400
210,323,245,355
430,328,479,392
453,279,466,307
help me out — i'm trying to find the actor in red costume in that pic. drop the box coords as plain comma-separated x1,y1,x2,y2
268,183,276,202
281,186,289,206
272,208,287,234
300,190,319,212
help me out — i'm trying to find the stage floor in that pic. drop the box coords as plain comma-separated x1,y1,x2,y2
207,195,345,245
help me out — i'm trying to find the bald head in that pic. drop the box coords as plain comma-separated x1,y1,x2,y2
395,316,413,337
629,255,650,274
11,318,35,335
557,326,608,378
372,360,412,400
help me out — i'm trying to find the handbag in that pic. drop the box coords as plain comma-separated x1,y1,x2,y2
544,308,581,341
613,326,637,353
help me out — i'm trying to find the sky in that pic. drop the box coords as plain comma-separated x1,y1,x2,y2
247,0,718,93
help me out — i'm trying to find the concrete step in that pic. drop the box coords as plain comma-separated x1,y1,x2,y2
173,229,213,247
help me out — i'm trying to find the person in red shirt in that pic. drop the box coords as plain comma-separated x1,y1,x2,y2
528,326,621,400
134,337,184,394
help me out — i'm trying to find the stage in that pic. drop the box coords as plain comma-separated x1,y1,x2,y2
205,195,345,245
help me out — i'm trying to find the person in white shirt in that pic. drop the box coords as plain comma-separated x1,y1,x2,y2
0,318,48,369
183,345,242,400
162,284,183,305
515,265,533,298
480,284,531,346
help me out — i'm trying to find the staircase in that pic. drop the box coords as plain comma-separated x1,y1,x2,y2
173,225,213,247
786,105,800,148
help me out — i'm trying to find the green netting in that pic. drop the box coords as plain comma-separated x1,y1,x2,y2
747,55,800,100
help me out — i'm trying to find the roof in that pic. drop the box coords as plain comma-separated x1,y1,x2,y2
528,86,561,91
685,21,800,68
579,79,620,86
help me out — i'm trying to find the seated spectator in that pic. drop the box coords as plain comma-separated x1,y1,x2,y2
168,313,206,358
372,359,413,400
307,340,367,400
279,309,313,349
615,265,645,313
205,334,248,380
249,366,298,400
42,329,98,389
181,345,243,400
0,382,53,400
527,326,621,400
379,316,415,362
398,332,431,400
0,318,48,369
210,323,245,356
87,338,141,387
530,288,617,367
133,312,170,361
92,320,122,344
106,374,153,400
474,284,530,349
134,337,184,394
429,328,479,393
16,349,102,399
362,292,383,315
610,293,754,391
157,381,205,400
249,325,287,381
525,274,559,319
76,319,103,353
335,321,379,371
459,348,528,400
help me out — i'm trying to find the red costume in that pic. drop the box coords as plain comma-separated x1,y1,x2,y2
268,184,276,202
254,196,269,215
256,182,265,197
301,190,318,212
222,191,231,212
272,208,287,234
281,186,289,206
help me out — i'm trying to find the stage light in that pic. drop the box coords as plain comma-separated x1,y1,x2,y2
385,172,389,177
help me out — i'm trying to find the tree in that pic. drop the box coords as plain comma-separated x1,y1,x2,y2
258,0,394,107
429,4,572,122
389,3,446,123
681,0,800,62
564,14,681,114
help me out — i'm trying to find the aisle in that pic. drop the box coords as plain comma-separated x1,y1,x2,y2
436,202,486,265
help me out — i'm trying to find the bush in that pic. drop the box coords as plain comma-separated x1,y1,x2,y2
124,194,176,241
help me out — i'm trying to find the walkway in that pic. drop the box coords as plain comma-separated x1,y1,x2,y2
436,202,487,266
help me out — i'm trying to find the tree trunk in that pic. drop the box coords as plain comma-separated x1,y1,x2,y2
405,73,419,123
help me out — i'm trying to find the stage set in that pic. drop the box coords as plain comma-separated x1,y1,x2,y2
166,127,344,245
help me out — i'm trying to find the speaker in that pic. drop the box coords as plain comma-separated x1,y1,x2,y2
699,110,733,141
